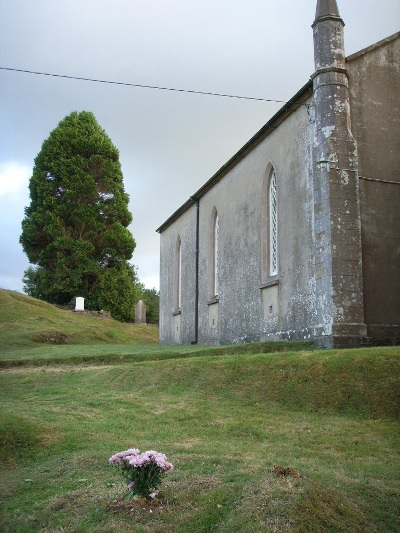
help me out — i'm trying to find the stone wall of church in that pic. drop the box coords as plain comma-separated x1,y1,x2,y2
198,102,316,344
347,34,400,342
159,206,197,344
201,102,316,344
159,99,320,345
158,7,399,348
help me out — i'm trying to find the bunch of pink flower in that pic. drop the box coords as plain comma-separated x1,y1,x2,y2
109,448,173,500
127,450,173,471
108,448,140,465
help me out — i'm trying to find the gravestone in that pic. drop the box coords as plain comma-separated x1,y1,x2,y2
75,297,85,311
135,300,146,324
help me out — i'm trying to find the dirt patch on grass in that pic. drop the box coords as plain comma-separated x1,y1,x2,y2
272,465,301,478
30,330,70,344
48,489,85,511
106,498,165,516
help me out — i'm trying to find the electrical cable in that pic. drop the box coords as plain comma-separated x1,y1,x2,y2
0,66,288,104
3,67,398,187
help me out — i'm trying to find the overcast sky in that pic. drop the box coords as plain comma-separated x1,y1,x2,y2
1,0,399,293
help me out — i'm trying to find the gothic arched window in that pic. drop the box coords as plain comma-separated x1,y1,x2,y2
210,208,219,298
175,235,182,310
262,167,278,280
214,213,219,296
269,171,278,276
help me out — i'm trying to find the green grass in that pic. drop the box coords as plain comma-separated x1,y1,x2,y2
0,289,159,352
0,289,317,376
0,290,399,531
0,289,313,367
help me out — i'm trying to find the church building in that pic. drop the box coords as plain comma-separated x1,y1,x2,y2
157,0,400,348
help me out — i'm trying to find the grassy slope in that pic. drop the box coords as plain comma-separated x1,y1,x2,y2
0,289,159,351
0,289,315,365
1,289,399,531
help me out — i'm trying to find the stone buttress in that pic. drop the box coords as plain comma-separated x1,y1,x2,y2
311,0,367,347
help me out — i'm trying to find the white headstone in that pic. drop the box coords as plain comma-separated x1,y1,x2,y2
75,297,85,311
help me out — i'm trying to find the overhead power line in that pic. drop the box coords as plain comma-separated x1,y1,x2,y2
0,66,289,104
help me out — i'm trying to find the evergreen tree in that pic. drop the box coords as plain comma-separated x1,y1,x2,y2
20,111,137,320
141,288,159,324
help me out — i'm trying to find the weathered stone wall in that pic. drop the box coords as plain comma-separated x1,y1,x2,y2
159,207,197,344
198,104,315,345
158,8,399,348
159,102,318,345
347,34,400,342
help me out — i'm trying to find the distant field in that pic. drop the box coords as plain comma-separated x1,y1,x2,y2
1,290,399,531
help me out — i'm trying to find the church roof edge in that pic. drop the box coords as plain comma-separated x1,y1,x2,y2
156,80,313,233
156,24,398,234
346,31,400,62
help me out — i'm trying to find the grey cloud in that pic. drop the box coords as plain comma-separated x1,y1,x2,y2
1,0,399,292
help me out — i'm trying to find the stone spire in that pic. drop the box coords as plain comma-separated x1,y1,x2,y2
312,0,346,72
311,0,367,347
313,0,342,23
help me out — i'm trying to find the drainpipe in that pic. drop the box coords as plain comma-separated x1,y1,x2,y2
192,197,200,344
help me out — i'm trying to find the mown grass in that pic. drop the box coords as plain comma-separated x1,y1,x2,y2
1,290,399,531
1,348,399,532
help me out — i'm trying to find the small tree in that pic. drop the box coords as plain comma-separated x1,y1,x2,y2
20,111,136,320
97,262,140,322
141,288,159,324
22,266,48,301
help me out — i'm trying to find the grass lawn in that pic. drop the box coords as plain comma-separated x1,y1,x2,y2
1,347,399,532
0,290,399,531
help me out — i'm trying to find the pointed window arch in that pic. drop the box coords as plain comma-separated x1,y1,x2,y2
269,171,278,276
214,213,220,296
209,208,219,298
261,167,278,280
175,235,182,310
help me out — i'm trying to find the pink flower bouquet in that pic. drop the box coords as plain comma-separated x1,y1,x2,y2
109,448,173,500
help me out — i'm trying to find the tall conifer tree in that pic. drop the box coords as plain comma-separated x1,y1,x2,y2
20,111,138,320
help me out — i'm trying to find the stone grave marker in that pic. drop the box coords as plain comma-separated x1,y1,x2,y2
135,300,146,324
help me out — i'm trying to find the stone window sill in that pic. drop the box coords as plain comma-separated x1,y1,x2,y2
259,276,280,289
